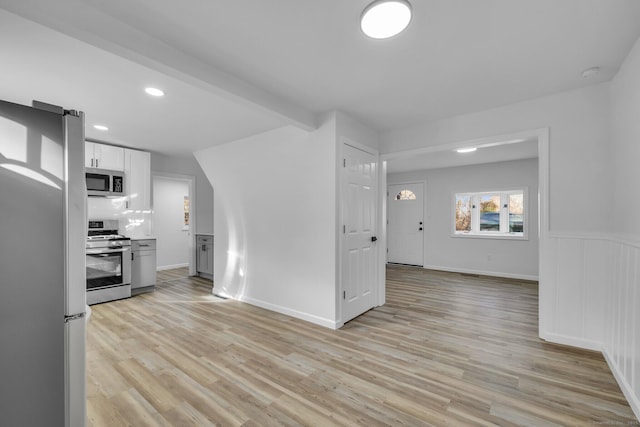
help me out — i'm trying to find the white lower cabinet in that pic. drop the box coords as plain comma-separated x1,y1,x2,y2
131,239,156,295
196,234,213,280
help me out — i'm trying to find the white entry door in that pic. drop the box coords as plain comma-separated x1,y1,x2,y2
342,143,378,323
387,182,424,266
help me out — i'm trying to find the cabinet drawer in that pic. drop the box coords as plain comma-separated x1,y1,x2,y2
133,239,156,250
197,235,213,244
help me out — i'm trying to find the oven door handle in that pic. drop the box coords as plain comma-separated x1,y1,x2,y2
86,247,130,255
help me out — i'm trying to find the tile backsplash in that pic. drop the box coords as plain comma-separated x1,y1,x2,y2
87,197,153,238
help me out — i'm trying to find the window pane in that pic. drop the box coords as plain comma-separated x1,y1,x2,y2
395,189,416,200
455,195,471,232
479,195,500,231
509,193,524,232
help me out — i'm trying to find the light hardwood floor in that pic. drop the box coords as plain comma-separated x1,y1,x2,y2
86,265,637,426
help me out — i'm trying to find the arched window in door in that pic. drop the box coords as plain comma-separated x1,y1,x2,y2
395,189,416,200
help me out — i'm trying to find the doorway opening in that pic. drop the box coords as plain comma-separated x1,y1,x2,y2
379,129,549,334
152,173,197,276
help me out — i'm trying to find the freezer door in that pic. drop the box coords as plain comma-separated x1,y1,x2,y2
65,316,86,427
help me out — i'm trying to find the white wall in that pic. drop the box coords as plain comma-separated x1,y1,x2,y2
335,111,380,151
382,83,612,234
388,158,539,280
194,122,339,327
153,177,190,269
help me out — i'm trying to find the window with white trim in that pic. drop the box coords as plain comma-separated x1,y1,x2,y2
454,189,526,238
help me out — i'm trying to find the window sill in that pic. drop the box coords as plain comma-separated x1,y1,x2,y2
452,232,527,241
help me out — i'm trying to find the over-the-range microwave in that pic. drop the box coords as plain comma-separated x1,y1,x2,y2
85,168,125,197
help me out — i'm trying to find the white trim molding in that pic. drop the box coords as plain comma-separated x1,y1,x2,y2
238,295,343,330
422,264,538,281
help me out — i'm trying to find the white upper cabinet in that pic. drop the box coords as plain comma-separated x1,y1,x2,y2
124,148,151,209
85,141,124,171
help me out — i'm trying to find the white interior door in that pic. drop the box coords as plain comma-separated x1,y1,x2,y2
387,182,424,266
342,143,378,323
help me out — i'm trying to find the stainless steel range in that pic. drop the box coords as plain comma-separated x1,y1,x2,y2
86,220,131,305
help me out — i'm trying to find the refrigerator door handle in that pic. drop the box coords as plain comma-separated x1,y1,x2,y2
64,313,85,323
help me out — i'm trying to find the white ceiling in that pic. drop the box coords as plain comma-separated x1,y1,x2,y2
1,1,640,161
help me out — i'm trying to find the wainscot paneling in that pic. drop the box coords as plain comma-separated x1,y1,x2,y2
542,233,640,420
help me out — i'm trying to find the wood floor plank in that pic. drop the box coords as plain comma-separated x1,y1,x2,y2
86,265,638,425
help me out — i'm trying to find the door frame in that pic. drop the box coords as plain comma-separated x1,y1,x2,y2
337,137,381,327
151,172,197,276
386,180,426,266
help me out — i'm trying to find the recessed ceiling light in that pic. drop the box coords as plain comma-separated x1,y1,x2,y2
144,87,165,97
93,124,109,131
581,67,600,79
456,147,477,153
361,0,412,39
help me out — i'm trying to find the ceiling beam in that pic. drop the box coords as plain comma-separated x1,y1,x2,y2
0,1,318,131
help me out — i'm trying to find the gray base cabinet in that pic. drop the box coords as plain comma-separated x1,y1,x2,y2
196,234,213,280
131,239,157,295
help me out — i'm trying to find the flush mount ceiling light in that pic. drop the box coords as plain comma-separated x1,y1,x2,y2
361,0,412,39
93,124,109,131
144,87,165,97
456,147,477,153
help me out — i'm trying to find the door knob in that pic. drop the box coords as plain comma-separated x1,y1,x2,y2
371,236,378,242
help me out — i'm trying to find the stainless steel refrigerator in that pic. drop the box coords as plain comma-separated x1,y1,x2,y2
0,99,86,426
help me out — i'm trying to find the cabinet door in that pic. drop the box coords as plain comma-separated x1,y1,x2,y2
84,141,95,168
197,244,209,273
134,252,157,288
94,143,124,171
131,253,140,287
204,244,213,275
124,149,151,209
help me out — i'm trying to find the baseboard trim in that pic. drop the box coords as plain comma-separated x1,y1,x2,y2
539,331,602,352
157,263,189,271
235,295,340,330
603,347,640,422
422,264,538,281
